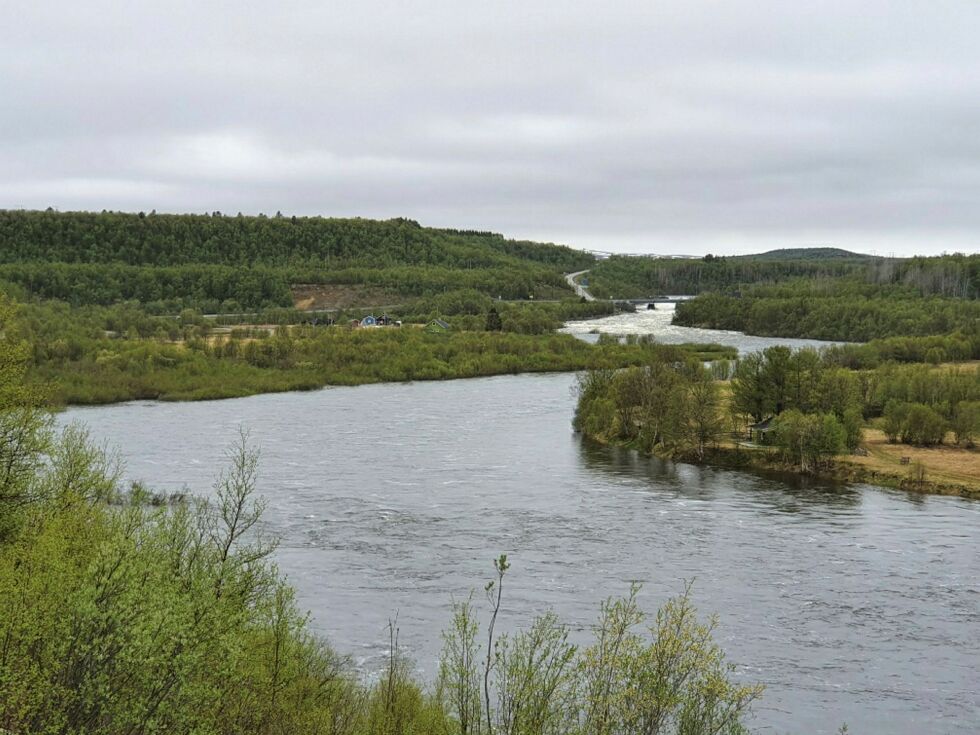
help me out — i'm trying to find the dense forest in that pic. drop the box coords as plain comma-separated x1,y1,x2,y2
587,251,979,300
0,261,572,313
0,318,762,734
0,210,592,270
0,210,596,310
586,254,869,298
673,281,980,345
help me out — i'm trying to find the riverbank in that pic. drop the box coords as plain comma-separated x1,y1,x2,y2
583,431,980,499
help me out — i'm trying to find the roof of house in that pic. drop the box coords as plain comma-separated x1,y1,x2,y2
748,416,775,431
429,319,450,329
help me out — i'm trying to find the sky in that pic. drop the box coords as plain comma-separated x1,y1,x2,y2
3,1,980,256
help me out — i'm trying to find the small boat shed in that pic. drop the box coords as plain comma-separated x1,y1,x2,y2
748,416,776,444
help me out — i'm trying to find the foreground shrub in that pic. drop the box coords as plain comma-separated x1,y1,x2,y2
883,400,948,446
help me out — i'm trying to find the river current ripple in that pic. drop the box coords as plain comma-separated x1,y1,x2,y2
59,316,978,734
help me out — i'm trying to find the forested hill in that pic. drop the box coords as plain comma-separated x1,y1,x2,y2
0,210,591,271
0,209,595,311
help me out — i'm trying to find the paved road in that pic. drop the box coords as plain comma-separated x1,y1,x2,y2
565,270,595,301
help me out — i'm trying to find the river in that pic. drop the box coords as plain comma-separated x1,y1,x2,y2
57,317,978,734
561,302,846,352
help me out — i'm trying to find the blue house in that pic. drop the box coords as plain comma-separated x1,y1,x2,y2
360,315,378,327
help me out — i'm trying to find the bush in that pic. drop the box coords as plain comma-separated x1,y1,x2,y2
952,400,980,447
883,400,910,443
841,405,864,451
772,410,846,472
900,403,947,446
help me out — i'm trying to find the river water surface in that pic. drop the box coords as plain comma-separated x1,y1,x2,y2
561,302,846,352
58,318,978,734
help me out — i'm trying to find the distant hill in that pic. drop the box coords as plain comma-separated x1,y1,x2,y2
736,247,878,262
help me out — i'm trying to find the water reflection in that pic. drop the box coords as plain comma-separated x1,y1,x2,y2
576,436,863,514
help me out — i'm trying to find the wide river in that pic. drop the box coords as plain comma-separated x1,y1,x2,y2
58,313,978,734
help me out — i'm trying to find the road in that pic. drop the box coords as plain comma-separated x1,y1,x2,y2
565,270,595,301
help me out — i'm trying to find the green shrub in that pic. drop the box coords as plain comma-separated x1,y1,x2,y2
900,403,947,446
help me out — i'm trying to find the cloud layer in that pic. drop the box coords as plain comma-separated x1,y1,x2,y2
4,1,979,255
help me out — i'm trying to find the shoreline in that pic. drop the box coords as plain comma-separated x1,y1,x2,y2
581,433,980,500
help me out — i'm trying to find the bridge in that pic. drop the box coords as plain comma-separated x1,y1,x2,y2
614,296,693,305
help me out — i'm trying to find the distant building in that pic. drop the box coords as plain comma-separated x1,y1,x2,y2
360,315,378,327
747,417,776,444
425,318,451,334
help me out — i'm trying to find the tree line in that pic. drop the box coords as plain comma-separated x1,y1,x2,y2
574,359,727,461
673,285,980,345
587,252,978,300
0,260,578,312
586,254,867,298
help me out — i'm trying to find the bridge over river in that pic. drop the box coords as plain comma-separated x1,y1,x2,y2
614,296,693,305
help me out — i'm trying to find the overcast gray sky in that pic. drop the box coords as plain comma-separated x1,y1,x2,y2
3,1,979,255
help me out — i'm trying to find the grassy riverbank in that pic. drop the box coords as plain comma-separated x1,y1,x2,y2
584,428,980,499
0,290,727,406
30,325,736,405
701,441,980,500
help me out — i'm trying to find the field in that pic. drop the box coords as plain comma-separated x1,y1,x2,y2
848,428,980,490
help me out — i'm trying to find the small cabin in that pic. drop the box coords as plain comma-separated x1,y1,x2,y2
747,417,776,444
425,318,451,334
360,315,378,327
